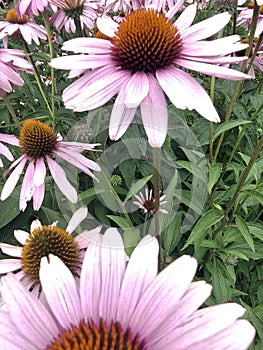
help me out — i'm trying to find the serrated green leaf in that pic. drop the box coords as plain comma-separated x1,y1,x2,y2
213,120,251,141
236,216,255,252
182,209,224,250
123,175,152,204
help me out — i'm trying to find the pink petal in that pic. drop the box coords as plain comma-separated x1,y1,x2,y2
20,161,34,212
66,206,88,234
0,243,22,258
97,15,119,38
14,229,29,245
62,37,114,54
33,158,46,186
32,182,45,211
0,259,21,273
141,74,168,148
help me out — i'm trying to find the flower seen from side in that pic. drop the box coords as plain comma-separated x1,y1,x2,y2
48,0,99,33
237,2,263,37
0,119,101,211
0,207,97,293
0,48,33,97
15,0,56,17
51,3,251,148
0,228,256,349
133,187,168,214
0,8,47,48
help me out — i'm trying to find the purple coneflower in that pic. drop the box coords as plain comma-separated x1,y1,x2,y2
48,0,99,33
0,48,33,97
0,119,101,211
0,207,98,294
238,2,263,37
0,229,255,349
51,2,251,148
0,8,47,48
133,187,168,214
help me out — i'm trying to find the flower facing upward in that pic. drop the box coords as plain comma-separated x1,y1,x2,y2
48,0,99,33
0,207,96,293
0,119,101,211
0,8,47,48
51,3,251,148
0,229,255,349
133,187,168,214
0,48,33,97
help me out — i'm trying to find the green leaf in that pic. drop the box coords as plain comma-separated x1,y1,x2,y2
123,175,152,204
107,215,132,229
176,160,207,182
208,163,222,194
240,301,263,342
162,212,183,256
210,260,232,303
40,207,67,228
236,216,255,252
123,228,140,256
182,209,224,250
245,190,263,206
0,189,20,229
213,120,252,141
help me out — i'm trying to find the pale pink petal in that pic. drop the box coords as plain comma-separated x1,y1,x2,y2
173,3,196,31
0,142,14,161
1,274,58,346
141,74,168,148
99,229,126,326
40,255,82,329
1,157,27,201
124,72,149,108
0,243,22,258
33,158,46,186
157,66,220,122
30,219,42,232
50,54,112,70
20,161,34,212
97,15,119,38
0,259,21,273
32,182,45,211
66,206,88,234
117,235,158,330
14,229,29,245
62,37,114,54
46,155,78,203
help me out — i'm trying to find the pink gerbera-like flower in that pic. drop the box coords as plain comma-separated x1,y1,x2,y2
51,2,251,148
0,119,101,211
0,207,98,294
0,229,255,349
0,48,33,97
16,0,56,17
133,187,168,214
0,8,47,48
48,0,99,33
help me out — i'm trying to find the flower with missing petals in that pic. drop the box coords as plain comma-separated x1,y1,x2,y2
0,119,101,211
0,207,98,293
133,187,168,214
0,48,33,97
51,2,251,148
0,229,255,349
0,8,47,48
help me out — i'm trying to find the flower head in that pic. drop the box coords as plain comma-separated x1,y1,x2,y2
48,0,99,33
133,187,168,213
0,229,255,349
0,207,97,293
0,119,101,211
0,8,47,48
51,4,251,148
0,48,33,97
238,2,263,37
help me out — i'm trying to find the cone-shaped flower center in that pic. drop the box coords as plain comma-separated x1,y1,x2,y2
19,120,58,160
144,199,155,212
248,2,263,13
6,8,28,23
47,319,147,350
112,9,181,74
21,226,79,282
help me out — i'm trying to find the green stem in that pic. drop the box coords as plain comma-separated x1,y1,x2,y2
23,42,54,121
43,11,56,126
3,95,20,130
224,132,263,220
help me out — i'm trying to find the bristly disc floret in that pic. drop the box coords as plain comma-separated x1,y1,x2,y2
21,226,79,282
112,9,181,74
47,319,147,350
19,120,58,159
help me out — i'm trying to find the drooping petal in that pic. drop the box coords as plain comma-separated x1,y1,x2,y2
0,243,22,258
0,259,21,273
66,206,88,234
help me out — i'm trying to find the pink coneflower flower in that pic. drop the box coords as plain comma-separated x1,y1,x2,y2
238,2,263,37
0,229,256,349
48,0,99,33
51,3,251,148
16,0,56,17
0,8,47,48
0,119,101,211
0,48,33,97
133,187,168,213
0,207,98,294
